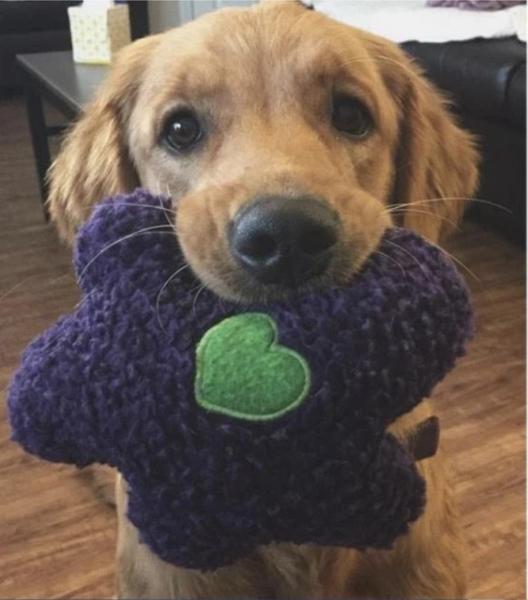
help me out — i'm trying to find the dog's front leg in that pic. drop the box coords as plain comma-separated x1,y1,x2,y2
115,474,322,599
321,401,468,600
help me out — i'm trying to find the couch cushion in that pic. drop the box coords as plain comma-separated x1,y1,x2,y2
402,38,526,129
0,1,81,35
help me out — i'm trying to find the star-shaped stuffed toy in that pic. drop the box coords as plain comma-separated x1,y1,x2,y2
8,190,473,570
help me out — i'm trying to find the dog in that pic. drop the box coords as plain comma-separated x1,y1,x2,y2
47,1,479,597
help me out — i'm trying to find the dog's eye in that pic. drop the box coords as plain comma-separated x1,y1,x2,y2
332,96,372,138
162,110,203,151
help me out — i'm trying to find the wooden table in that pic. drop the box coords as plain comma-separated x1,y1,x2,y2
16,51,108,218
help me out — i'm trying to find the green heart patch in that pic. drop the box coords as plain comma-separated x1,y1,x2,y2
195,313,311,421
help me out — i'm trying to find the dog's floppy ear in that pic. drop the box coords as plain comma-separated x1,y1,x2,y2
47,35,161,243
369,38,479,242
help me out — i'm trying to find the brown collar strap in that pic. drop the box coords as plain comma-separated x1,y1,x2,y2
406,415,440,462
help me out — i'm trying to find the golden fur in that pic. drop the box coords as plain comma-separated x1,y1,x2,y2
48,1,479,597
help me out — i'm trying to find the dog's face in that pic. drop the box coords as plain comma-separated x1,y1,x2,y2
130,3,399,301
49,0,478,302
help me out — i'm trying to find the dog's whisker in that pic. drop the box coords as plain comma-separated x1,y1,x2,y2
32,253,182,357
372,250,407,277
385,207,460,230
216,297,228,315
94,201,177,216
154,177,175,228
155,263,191,333
382,239,432,281
388,196,512,214
0,272,77,319
17,286,102,360
76,225,174,285
192,284,208,319
165,183,174,206
0,275,54,307
419,197,510,212
165,184,180,222
419,234,481,282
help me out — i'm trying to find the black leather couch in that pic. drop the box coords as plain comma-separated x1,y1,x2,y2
0,0,149,95
403,38,526,245
0,1,80,94
2,3,524,244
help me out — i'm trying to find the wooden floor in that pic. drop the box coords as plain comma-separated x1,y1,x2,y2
0,96,525,599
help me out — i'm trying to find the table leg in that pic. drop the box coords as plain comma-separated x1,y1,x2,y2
25,86,52,221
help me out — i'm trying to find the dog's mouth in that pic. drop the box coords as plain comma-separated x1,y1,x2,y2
176,192,391,304
211,256,351,304
184,195,361,304
184,233,366,306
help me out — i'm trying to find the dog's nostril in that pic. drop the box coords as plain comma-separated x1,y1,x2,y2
239,233,277,262
229,195,340,287
299,226,337,256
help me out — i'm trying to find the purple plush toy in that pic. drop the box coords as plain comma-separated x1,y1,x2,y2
8,190,473,571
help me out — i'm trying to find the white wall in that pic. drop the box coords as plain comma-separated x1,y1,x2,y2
191,0,256,19
148,1,185,33
148,0,257,33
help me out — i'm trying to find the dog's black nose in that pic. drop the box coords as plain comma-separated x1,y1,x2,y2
229,196,339,287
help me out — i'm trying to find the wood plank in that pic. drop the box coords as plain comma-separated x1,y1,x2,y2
0,96,524,599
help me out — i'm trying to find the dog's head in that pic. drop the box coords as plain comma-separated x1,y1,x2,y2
48,0,478,302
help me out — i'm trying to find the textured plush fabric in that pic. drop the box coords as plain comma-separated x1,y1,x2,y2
8,190,474,571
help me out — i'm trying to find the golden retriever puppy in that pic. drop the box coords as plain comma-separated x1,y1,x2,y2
48,1,479,598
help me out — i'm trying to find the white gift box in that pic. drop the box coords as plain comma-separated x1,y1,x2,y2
68,2,131,65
